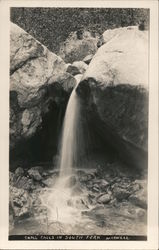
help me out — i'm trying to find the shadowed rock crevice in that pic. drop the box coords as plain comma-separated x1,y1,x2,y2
10,85,70,169
77,79,148,170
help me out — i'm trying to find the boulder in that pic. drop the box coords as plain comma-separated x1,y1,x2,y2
15,167,24,177
77,26,148,169
79,26,148,88
112,186,131,201
28,168,42,181
66,61,88,76
9,186,31,218
42,177,56,187
94,179,109,189
10,22,76,149
97,193,111,204
58,30,98,63
14,176,35,191
129,188,147,209
83,54,94,65
65,175,77,188
28,166,44,175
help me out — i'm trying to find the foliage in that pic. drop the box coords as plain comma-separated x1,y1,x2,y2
11,8,149,54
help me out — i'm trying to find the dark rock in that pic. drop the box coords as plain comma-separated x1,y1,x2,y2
66,64,80,76
129,189,147,209
94,179,109,189
28,168,42,181
97,193,111,204
67,197,89,209
92,184,100,193
29,166,44,175
97,35,104,48
52,155,60,166
15,167,24,176
79,175,89,183
86,181,93,190
112,185,131,201
9,186,31,218
66,61,88,76
14,176,34,191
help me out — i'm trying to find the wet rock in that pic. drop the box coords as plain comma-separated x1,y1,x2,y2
66,64,80,75
86,180,93,190
31,192,42,207
79,175,89,183
9,186,31,218
71,184,84,196
94,179,109,189
47,169,59,176
42,172,49,177
76,169,86,176
129,188,147,209
97,193,111,204
97,35,105,48
14,176,35,191
128,182,141,194
42,177,55,187
28,168,42,181
92,184,100,193
15,167,24,176
29,166,44,175
65,175,77,188
67,197,89,209
112,185,131,201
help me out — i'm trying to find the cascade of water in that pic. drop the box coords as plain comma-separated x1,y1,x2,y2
41,84,88,224
58,84,81,177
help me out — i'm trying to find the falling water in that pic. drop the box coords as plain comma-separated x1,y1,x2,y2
58,83,81,177
40,83,87,224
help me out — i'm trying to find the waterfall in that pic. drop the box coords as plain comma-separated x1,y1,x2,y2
58,84,81,177
41,83,89,224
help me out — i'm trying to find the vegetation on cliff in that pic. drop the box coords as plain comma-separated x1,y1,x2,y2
11,8,149,54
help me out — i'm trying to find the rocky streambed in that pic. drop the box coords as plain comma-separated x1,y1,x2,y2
9,161,147,236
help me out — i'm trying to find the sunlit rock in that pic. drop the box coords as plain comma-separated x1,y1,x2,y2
10,22,76,150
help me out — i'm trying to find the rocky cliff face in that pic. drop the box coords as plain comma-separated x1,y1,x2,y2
10,22,76,164
77,26,148,169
